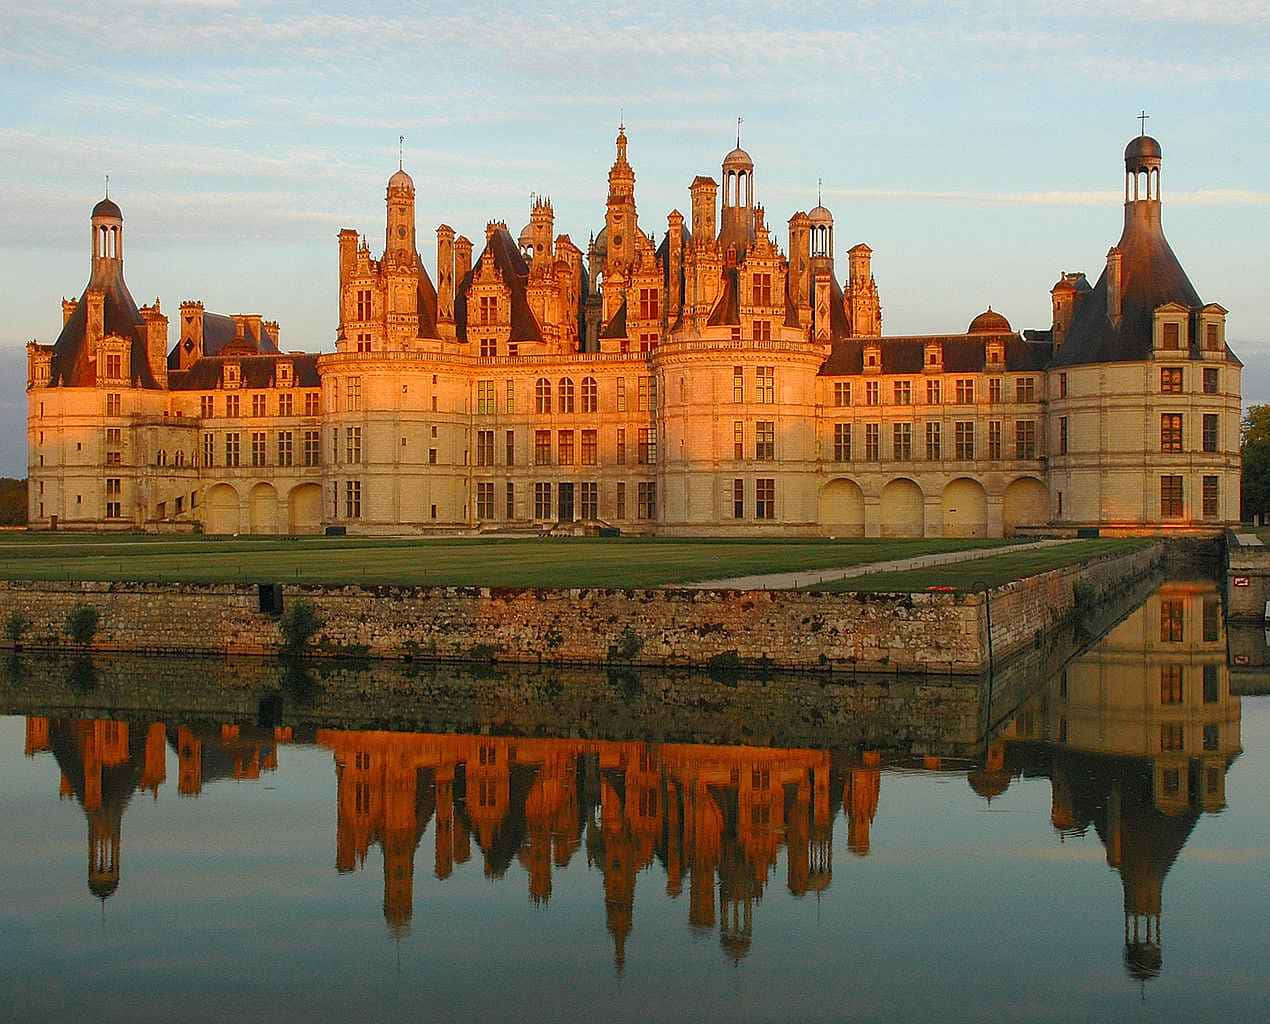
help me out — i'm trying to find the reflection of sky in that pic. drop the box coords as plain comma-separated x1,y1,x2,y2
1,705,1267,1024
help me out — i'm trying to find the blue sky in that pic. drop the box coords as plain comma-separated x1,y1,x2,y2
1,0,1267,476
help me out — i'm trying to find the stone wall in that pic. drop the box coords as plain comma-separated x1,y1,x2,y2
1226,530,1270,621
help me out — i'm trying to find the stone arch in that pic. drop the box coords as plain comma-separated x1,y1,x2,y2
942,477,988,538
880,478,925,538
287,482,323,535
818,478,866,537
249,482,278,535
1003,476,1049,536
206,483,240,535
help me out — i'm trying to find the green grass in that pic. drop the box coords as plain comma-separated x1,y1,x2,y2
804,539,1153,593
0,533,1014,589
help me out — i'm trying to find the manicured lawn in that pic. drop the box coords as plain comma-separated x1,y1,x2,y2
804,539,1153,593
0,533,1013,589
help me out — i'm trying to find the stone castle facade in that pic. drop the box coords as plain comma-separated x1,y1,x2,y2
25,128,1242,536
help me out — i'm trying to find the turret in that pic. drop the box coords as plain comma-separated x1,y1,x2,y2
385,166,416,258
718,138,755,254
91,195,123,271
530,195,554,266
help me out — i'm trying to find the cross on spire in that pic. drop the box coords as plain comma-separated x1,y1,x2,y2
1137,110,1149,136
398,135,405,170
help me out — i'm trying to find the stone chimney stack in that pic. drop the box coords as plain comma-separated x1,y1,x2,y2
1106,247,1123,326
436,224,455,329
62,298,78,327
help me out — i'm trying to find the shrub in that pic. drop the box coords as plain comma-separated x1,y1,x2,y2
65,604,99,645
279,598,322,654
607,626,643,663
4,610,31,648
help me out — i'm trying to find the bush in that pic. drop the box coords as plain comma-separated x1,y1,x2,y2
65,604,99,645
278,598,322,654
4,610,31,648
606,626,643,663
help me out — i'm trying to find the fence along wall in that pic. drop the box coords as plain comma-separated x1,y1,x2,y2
0,543,1161,674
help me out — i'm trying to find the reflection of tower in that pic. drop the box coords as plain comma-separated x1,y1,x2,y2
844,755,881,856
599,773,636,970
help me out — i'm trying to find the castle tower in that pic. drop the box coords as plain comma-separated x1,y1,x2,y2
385,165,416,259
384,165,419,347
718,133,755,254
530,196,554,267
605,125,638,274
690,176,717,242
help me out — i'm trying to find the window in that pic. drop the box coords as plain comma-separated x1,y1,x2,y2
755,421,775,460
1160,664,1184,704
278,392,293,417
756,366,775,404
345,426,361,464
925,421,942,460
105,478,122,519
200,395,214,418
476,482,494,520
616,378,627,412
616,482,626,519
1161,414,1183,452
926,379,941,405
559,377,575,413
345,480,361,518
356,333,372,354
252,393,267,417
733,479,745,518
535,430,551,465
1202,475,1219,518
105,353,122,378
535,378,551,414
955,379,974,404
865,380,879,406
225,432,240,467
638,376,657,411
1160,723,1184,752
893,421,913,460
751,273,772,306
638,428,656,465
558,429,574,465
955,421,974,460
1203,723,1220,751
755,479,775,520
1162,321,1181,350
534,482,552,519
752,319,771,342
1161,367,1183,393
478,295,496,324
477,380,496,415
1203,368,1218,395
479,337,496,357
637,482,657,520
581,429,597,466
733,421,744,460
1160,598,1184,641
893,380,912,405
637,287,660,321
1058,417,1069,456
1203,599,1220,643
502,429,515,467
865,422,880,461
1015,420,1037,459
429,448,437,465
476,430,494,466
302,430,319,467
305,392,320,416
505,482,516,520
203,432,215,467
226,394,240,417
1205,322,1220,351
988,420,1002,460
581,376,598,413
833,422,851,462
616,428,626,465
1059,372,1067,399
356,289,372,320
505,380,516,414
1203,663,1220,703
251,432,267,467
346,377,361,412
106,393,122,416
833,381,851,407
989,378,1002,403
1203,414,1218,453
1015,377,1035,403
733,366,744,403
580,482,598,520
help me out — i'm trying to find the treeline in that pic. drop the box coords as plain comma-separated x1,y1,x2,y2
0,478,27,525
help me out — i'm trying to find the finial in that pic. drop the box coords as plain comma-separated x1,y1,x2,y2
737,116,743,149
817,177,822,206
398,135,404,170
1137,110,1149,136
619,107,624,132
104,173,109,199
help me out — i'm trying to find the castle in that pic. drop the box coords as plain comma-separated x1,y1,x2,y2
25,127,1242,536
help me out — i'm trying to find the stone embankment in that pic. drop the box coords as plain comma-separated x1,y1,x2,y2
0,542,1163,674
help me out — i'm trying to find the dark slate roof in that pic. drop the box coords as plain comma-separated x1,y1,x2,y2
455,226,542,343
707,268,740,327
92,197,122,219
415,254,441,339
1053,201,1214,367
50,263,158,389
819,334,1051,376
600,300,628,339
168,353,321,391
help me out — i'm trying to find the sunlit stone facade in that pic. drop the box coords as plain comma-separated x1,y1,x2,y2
25,130,1240,536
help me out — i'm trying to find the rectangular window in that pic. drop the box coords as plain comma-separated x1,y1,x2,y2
1202,414,1218,453
577,482,597,520
477,380,495,415
225,432,240,467
105,478,122,519
1160,598,1184,641
558,429,574,466
637,482,657,520
505,380,516,414
955,420,974,460
893,380,912,405
833,422,851,462
479,337,496,358
639,287,660,321
581,429,598,466
926,379,941,405
1015,420,1037,459
505,482,515,520
252,393,266,417
1202,475,1219,519
733,478,745,518
278,392,293,417
893,421,912,460
534,482,552,520
203,432,215,467
226,394,240,417
535,429,551,466
865,422,880,461
865,380,879,406
1161,413,1183,453
1059,373,1068,399
429,448,437,465
355,289,372,320
1015,377,1036,403
105,353,121,378
1161,367,1183,394
355,333,372,354
1205,322,1219,351
756,366,775,404
476,482,494,520
1203,664,1220,703
1160,664,1184,705
345,480,361,518
1160,723,1184,752
303,430,320,467
755,421,775,461
106,393,121,416
1162,321,1181,350
200,395,214,418
833,381,851,407
345,426,361,464
638,377,651,412
476,430,494,467
989,377,1002,404
755,478,775,520
638,427,656,465
1161,475,1184,518
505,430,515,467
1059,417,1069,456
478,295,496,324
955,379,974,404
751,319,771,342
616,428,626,465
616,481,626,520
346,377,361,412
1203,367,1218,395
733,421,744,460
1203,599,1220,643
751,273,772,306
733,366,744,404
988,420,1002,460
250,432,266,467
926,421,942,460
305,392,320,416
616,378,627,412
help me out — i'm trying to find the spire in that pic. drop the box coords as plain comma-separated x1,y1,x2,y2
1137,110,1149,137
104,174,109,200
398,134,404,171
737,115,742,149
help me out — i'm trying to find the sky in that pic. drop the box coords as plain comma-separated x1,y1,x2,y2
1,0,1267,477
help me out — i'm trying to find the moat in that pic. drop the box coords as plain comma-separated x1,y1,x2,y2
1,577,1266,1023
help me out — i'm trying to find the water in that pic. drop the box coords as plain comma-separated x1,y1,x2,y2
0,578,1266,1023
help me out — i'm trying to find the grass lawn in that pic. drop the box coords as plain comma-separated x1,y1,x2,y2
0,533,1014,589
804,539,1154,593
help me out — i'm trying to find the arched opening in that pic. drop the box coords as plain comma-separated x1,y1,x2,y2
942,477,988,538
287,483,323,535
880,478,925,538
1003,477,1049,536
206,483,240,535
249,482,278,535
818,478,865,537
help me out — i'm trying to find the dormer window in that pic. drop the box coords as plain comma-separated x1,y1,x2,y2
1196,304,1228,357
987,342,1004,366
924,343,943,372
1163,323,1180,349
278,361,293,386
864,344,882,373
1153,303,1190,356
224,362,241,388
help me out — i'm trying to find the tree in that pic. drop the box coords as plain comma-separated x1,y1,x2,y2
1241,405,1270,523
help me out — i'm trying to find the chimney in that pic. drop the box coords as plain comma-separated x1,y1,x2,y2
1106,247,1123,326
85,287,105,353
454,235,473,287
141,302,168,388
690,176,717,241
436,224,456,324
62,297,78,327
666,210,684,323
179,300,205,369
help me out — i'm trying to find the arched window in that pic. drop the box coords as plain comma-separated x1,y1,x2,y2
581,376,598,413
558,377,575,413
535,377,552,414
157,449,167,467
174,451,186,467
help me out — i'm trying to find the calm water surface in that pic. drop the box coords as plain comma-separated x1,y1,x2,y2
1,579,1267,1023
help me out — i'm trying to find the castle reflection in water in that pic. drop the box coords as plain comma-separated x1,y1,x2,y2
21,581,1242,978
